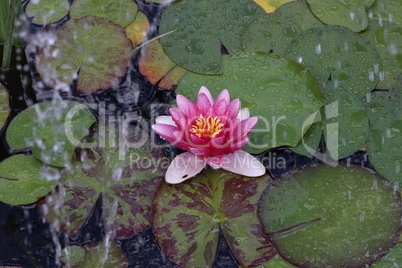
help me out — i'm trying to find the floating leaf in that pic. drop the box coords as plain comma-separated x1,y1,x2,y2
368,0,402,26
159,0,265,74
284,25,381,99
323,83,369,160
371,243,402,267
39,125,167,239
363,91,402,185
241,12,300,55
256,254,297,268
0,155,59,206
362,0,376,9
253,0,295,13
25,0,70,25
60,246,86,265
70,0,138,28
177,52,325,154
159,65,188,89
259,164,402,267
291,113,323,157
152,168,274,268
306,0,368,32
125,11,150,46
360,20,402,89
0,83,9,130
70,241,128,267
6,100,96,167
36,16,133,93
275,0,323,31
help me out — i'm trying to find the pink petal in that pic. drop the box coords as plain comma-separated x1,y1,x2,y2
213,99,228,116
205,155,224,169
240,117,258,135
215,89,230,104
155,116,176,126
220,150,265,177
198,86,214,105
196,93,213,114
165,152,206,184
237,108,250,120
189,147,211,158
226,98,240,119
176,94,200,118
170,108,187,130
152,124,189,150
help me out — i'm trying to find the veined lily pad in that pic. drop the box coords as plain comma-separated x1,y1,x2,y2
323,83,369,160
125,11,150,46
177,52,325,154
275,0,323,31
284,25,381,99
60,242,128,267
360,20,402,90
159,0,266,74
306,0,368,32
241,12,300,55
0,83,9,130
363,91,402,185
253,0,296,13
25,0,70,25
152,167,275,268
258,164,402,267
36,16,133,93
6,100,96,167
39,125,168,239
0,155,59,206
368,0,402,26
70,0,138,28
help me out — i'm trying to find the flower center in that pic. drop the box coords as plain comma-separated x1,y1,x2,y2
191,115,224,138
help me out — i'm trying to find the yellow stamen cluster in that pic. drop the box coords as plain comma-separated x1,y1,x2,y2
191,115,224,138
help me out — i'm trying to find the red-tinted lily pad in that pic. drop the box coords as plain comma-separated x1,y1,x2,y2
35,16,133,93
70,0,138,28
152,167,275,268
39,125,168,239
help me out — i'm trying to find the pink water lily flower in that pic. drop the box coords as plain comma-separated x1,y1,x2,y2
152,86,265,184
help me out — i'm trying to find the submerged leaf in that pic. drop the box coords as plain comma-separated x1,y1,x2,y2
177,52,325,154
152,168,275,268
259,164,402,267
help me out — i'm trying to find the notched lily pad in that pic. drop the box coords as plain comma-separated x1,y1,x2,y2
25,0,70,25
0,155,59,206
284,25,381,99
177,52,325,154
152,168,274,268
241,12,300,55
363,91,402,185
361,20,402,89
70,0,138,28
258,164,402,267
306,0,368,32
36,16,133,93
6,100,96,167
39,125,168,239
159,0,266,74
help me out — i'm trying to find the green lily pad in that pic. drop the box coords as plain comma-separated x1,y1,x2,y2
0,83,9,130
36,16,133,93
323,83,369,160
0,155,59,205
363,91,402,185
360,20,402,90
258,164,402,267
177,52,325,154
291,112,323,157
368,0,402,26
256,254,297,268
284,25,382,99
39,125,167,239
241,12,300,55
6,100,95,167
70,0,138,28
371,243,402,267
159,0,265,74
275,0,323,31
152,167,275,268
60,246,86,265
362,0,376,9
306,0,368,32
64,241,128,267
25,0,70,25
